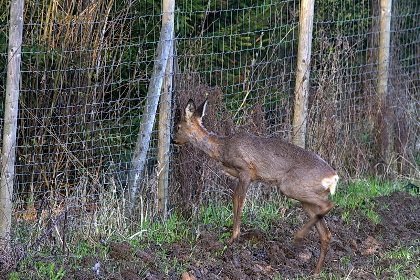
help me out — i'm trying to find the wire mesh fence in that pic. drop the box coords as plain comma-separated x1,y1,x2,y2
0,0,419,257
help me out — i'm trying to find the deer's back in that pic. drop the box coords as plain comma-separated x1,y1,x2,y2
221,132,336,184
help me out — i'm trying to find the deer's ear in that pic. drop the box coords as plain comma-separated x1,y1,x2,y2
185,99,196,120
195,98,208,119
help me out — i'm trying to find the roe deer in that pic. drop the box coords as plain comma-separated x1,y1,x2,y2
174,99,339,274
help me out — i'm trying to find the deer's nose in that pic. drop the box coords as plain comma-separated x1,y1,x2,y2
171,137,179,145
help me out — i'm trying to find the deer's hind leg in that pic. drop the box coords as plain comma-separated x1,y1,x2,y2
280,176,334,243
299,203,332,275
294,197,333,243
280,183,333,242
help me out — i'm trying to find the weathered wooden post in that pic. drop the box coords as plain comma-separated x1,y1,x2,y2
127,0,175,211
292,0,315,148
0,0,24,248
377,0,393,166
157,37,174,218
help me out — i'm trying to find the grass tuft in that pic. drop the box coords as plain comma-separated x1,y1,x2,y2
140,213,192,245
333,178,403,224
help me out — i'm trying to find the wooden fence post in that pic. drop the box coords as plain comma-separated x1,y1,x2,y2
377,0,393,166
157,36,174,219
292,0,315,148
127,0,175,211
0,0,24,247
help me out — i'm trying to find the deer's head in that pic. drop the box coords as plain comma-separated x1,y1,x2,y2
173,99,207,145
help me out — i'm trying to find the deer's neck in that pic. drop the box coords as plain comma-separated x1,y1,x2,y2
190,127,223,161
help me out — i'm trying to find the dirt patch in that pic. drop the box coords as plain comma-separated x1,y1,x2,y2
109,241,133,261
375,191,420,246
179,191,418,279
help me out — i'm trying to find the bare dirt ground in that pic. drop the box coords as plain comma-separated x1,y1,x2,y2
5,191,420,279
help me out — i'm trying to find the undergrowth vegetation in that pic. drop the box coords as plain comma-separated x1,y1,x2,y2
5,178,419,279
333,178,406,224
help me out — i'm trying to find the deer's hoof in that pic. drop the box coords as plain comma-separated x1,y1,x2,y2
293,233,304,245
313,267,321,275
227,233,240,245
227,236,237,245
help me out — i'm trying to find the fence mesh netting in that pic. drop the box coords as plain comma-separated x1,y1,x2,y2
0,0,418,248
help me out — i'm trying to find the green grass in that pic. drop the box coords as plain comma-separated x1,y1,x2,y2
200,203,232,229
245,201,286,231
384,246,417,261
139,212,193,245
72,239,107,260
199,198,288,240
373,245,420,279
333,178,403,224
7,258,66,280
34,262,65,280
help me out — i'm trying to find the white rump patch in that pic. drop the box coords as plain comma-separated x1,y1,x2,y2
321,175,339,195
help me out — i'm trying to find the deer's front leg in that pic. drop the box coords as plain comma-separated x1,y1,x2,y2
229,172,251,244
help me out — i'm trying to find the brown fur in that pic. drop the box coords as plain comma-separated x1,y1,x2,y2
174,99,339,275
